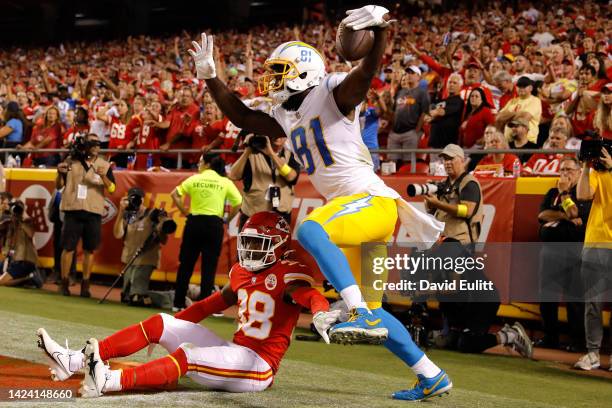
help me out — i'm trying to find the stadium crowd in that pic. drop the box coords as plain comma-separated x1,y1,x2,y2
0,0,609,175
0,0,611,375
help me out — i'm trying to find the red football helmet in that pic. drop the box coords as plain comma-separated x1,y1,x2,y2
238,211,291,271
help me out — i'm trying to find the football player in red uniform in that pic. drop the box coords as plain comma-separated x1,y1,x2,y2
36,212,339,397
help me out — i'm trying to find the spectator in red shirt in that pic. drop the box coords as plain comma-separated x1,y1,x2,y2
104,100,132,168
566,65,599,139
474,126,521,177
126,102,164,170
22,106,63,167
523,125,571,176
62,107,89,147
493,70,515,110
154,87,200,169
459,87,495,148
189,104,223,168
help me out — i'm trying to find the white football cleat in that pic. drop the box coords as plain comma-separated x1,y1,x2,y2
36,328,84,381
80,338,110,398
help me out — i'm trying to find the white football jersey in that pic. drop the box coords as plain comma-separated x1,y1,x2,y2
271,74,398,200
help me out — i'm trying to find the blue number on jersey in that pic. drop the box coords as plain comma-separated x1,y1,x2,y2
290,117,334,175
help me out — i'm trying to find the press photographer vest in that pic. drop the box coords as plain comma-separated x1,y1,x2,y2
122,209,160,267
60,157,109,215
241,149,294,216
4,221,38,264
435,173,484,244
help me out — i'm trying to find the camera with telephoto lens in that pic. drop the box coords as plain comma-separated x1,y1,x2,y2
9,200,24,217
407,181,449,197
579,138,612,171
149,208,177,235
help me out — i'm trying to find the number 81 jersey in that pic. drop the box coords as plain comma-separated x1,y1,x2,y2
229,260,315,373
270,73,398,201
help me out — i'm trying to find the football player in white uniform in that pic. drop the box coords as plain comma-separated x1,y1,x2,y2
188,4,450,401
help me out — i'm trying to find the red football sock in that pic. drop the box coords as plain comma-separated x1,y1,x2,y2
120,347,188,390
98,314,164,360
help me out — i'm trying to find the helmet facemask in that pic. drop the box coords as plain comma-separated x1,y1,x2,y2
238,229,285,271
258,60,300,103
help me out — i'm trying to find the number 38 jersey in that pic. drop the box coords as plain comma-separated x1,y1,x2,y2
270,73,399,201
229,260,314,373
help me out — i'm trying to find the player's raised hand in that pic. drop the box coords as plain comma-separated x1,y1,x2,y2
188,33,216,80
313,310,342,344
342,5,392,30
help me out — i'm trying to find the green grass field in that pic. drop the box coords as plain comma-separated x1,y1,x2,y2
0,286,610,408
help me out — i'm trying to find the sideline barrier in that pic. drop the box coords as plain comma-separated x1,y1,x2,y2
9,169,602,323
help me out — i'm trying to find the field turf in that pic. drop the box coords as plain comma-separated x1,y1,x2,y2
0,286,609,408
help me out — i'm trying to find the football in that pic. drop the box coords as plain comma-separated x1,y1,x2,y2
335,22,375,61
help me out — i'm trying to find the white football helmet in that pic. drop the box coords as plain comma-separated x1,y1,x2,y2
257,41,326,104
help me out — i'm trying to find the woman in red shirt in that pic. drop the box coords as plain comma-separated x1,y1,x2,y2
459,87,495,148
23,106,63,167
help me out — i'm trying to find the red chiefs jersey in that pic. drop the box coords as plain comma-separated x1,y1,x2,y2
125,114,162,170
523,153,573,176
189,120,224,164
229,260,315,373
63,124,89,146
108,117,129,149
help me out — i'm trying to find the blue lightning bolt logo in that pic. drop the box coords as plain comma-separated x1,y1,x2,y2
324,195,373,225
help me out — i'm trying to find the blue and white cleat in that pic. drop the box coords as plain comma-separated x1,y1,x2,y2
392,370,452,401
328,308,388,345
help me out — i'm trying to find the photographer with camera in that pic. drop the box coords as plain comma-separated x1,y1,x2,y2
56,133,116,297
0,198,43,288
574,143,612,371
113,187,175,306
171,153,242,312
229,133,299,231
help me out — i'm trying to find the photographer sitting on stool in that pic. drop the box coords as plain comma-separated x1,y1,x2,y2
113,187,173,306
229,134,300,231
56,133,116,297
0,198,43,288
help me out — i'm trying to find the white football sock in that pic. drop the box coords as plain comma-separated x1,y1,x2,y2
103,369,123,392
340,285,368,311
411,355,441,378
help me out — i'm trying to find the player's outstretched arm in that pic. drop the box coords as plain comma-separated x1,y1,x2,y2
333,5,391,116
189,33,286,139
175,283,237,323
286,281,340,344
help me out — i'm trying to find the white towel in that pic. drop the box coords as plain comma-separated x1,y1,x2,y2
396,198,445,249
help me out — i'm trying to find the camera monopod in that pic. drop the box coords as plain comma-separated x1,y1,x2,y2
98,232,158,305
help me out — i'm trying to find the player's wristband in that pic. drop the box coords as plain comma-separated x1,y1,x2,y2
456,204,468,218
279,163,292,177
561,197,575,212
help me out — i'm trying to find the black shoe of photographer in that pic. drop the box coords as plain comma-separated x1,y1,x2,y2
80,280,91,298
28,269,44,289
59,278,71,296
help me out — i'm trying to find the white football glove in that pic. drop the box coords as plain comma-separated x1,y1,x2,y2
188,33,216,80
342,5,391,30
313,310,342,344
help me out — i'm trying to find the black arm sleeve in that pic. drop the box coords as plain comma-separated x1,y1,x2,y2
242,158,253,193
106,167,115,184
459,181,481,203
